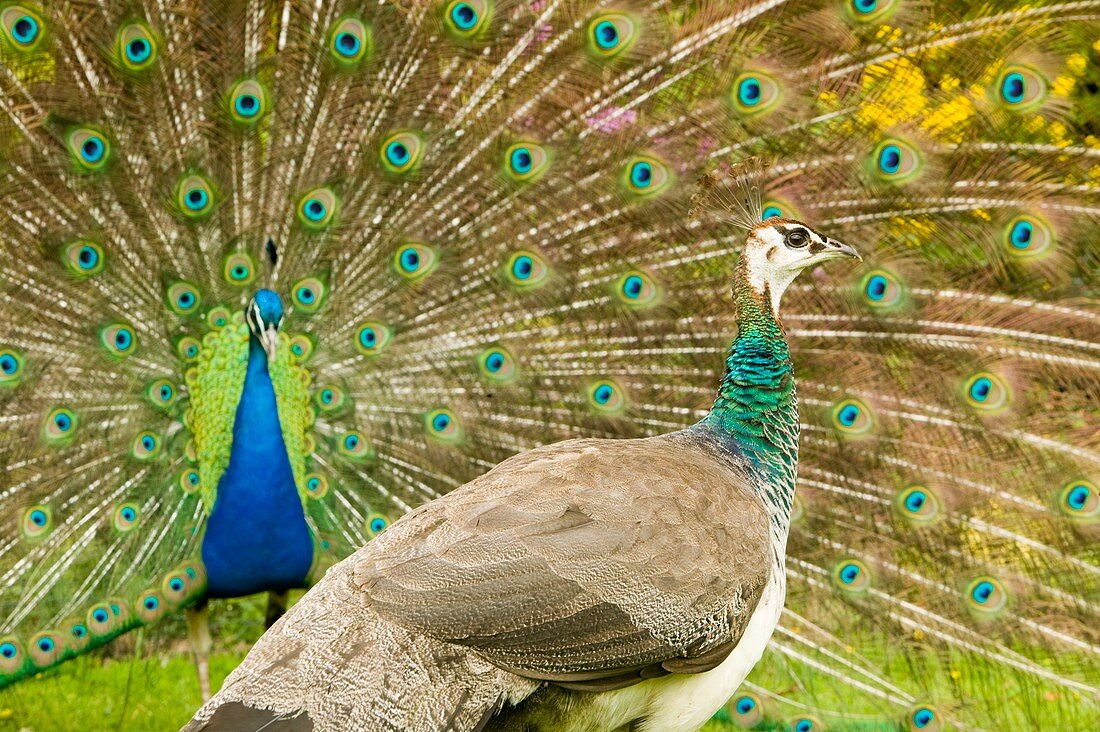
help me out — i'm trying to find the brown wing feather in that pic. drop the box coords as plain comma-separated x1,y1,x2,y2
354,433,774,682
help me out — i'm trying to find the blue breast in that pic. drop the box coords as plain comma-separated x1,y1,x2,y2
201,338,314,598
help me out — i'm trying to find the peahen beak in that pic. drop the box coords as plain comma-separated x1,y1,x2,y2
822,239,862,262
261,326,278,364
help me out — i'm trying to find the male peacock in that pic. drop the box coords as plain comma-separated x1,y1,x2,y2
1,0,1098,730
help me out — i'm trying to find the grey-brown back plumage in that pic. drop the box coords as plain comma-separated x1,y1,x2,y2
187,432,773,731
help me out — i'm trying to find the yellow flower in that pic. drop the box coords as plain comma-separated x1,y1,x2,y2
1066,54,1088,76
972,209,991,221
912,629,925,641
1052,75,1076,98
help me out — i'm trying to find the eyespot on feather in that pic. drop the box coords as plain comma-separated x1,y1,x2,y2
505,250,549,288
43,407,77,443
731,71,782,116
615,270,660,308
116,22,158,71
871,138,922,183
0,347,25,386
291,276,328,314
477,346,518,382
21,504,52,539
380,131,424,173
964,576,1008,615
586,12,638,58
61,240,105,276
425,408,461,442
586,379,626,415
228,79,269,123
1003,214,1054,258
328,16,371,64
365,512,390,537
504,142,549,182
393,243,438,281
830,398,874,436
355,321,392,356
68,128,111,171
846,0,899,23
621,155,671,197
297,188,338,230
338,430,373,460
833,558,872,592
166,281,202,316
961,371,1010,413
994,65,1047,111
1,6,44,51
906,705,942,732
445,0,491,38
112,502,141,531
176,174,216,219
727,692,764,726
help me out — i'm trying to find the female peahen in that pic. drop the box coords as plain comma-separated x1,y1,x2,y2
1,1,1098,730
186,212,864,732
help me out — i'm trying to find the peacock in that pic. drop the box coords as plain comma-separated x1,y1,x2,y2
0,0,1097,729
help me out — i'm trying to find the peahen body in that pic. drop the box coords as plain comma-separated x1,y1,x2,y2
0,0,1098,730
186,217,861,732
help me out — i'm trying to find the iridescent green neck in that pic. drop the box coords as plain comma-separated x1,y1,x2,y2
698,256,799,527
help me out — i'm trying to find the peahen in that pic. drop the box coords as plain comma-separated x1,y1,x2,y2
0,0,1097,729
185,212,863,732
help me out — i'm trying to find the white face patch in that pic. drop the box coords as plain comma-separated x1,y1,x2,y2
742,222,846,314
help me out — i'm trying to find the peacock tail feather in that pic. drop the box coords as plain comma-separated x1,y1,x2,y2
1,0,1098,728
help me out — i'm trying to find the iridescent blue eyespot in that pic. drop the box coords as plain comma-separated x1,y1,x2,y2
630,161,652,188
510,147,533,174
0,354,17,374
964,576,1007,614
126,38,151,63
513,256,533,279
144,596,159,610
839,405,858,426
400,248,419,271
761,205,782,220
370,517,386,533
169,577,184,592
912,708,935,728
1001,72,1024,104
1068,485,1089,509
0,642,15,658
303,199,326,222
81,137,105,164
432,412,451,431
623,276,643,298
833,558,871,591
1010,220,1032,248
866,275,888,301
121,506,136,522
37,637,54,652
736,696,755,714
335,31,360,56
78,246,99,269
297,287,315,304
973,581,994,602
235,94,259,117
594,384,613,404
386,141,410,166
93,609,109,623
485,352,504,371
184,188,208,211
13,16,36,44
840,563,860,583
853,0,877,12
969,377,991,402
344,434,360,450
594,20,618,49
451,2,477,29
71,625,87,638
30,509,46,526
738,77,761,106
729,692,764,724
878,144,901,174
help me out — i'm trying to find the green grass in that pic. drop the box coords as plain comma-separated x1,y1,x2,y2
2,593,1096,731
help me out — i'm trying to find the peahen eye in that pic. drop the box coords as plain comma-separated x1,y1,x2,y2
785,230,809,248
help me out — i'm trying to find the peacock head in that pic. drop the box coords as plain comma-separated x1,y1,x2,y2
743,217,861,313
247,289,285,363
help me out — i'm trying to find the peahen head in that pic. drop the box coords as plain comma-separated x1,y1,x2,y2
742,217,861,314
246,289,285,362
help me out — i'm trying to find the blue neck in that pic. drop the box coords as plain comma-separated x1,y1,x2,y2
201,338,314,597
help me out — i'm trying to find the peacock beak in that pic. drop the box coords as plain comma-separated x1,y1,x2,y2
261,325,278,364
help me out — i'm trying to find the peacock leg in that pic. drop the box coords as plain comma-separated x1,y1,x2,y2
265,590,289,629
185,600,213,702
